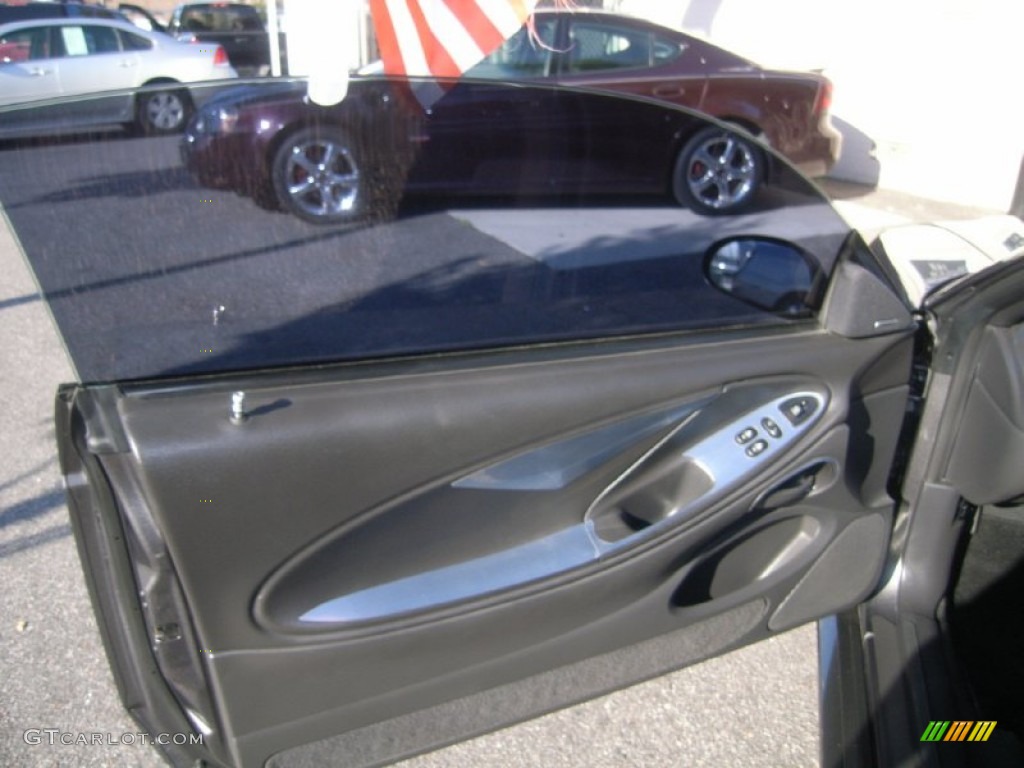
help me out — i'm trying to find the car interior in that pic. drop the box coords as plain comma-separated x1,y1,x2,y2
946,323,1024,748
822,262,1024,768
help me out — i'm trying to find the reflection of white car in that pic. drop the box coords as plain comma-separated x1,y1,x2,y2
0,17,236,137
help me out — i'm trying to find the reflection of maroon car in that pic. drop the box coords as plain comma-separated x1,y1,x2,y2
183,76,826,225
468,10,840,179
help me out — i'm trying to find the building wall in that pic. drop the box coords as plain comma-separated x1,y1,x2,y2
617,0,1023,211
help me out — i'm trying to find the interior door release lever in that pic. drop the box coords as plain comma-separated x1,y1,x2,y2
755,461,833,510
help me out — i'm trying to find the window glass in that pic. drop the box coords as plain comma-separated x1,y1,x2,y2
81,25,121,55
567,22,651,72
0,79,850,384
180,5,263,33
0,27,49,62
653,36,684,65
118,29,152,52
466,20,557,79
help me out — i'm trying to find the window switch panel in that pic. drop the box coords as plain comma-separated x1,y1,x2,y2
736,427,758,444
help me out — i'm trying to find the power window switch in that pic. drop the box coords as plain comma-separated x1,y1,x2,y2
761,417,782,439
736,427,758,445
746,439,769,458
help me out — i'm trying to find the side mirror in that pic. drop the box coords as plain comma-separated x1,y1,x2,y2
705,238,822,315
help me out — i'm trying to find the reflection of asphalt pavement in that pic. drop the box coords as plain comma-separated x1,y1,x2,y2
0,132,1003,768
450,197,846,270
0,134,849,382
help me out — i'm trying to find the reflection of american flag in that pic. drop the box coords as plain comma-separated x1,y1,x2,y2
369,0,540,79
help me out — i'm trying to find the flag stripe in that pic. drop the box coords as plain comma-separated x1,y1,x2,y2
405,0,461,78
476,0,535,35
419,0,486,74
437,0,506,58
506,0,531,23
370,0,543,107
375,0,430,77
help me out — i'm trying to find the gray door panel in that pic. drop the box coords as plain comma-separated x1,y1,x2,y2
63,326,911,766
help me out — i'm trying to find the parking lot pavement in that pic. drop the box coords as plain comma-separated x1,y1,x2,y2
0,212,157,767
0,182,1006,767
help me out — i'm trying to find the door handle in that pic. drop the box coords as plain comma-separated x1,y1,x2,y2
652,84,685,98
754,460,836,511
758,472,815,510
29,67,51,77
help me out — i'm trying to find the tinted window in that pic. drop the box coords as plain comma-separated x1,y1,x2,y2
118,29,152,51
0,81,849,383
466,21,557,79
83,24,120,54
567,22,651,72
653,35,684,65
0,27,50,62
179,5,263,33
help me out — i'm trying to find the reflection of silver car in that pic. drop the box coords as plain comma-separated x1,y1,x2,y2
0,17,236,137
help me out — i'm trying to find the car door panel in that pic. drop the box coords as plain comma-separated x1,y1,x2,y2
52,24,138,123
60,318,912,767
0,26,61,110
0,54,61,104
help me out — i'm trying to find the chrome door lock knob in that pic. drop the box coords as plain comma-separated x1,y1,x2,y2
230,391,248,424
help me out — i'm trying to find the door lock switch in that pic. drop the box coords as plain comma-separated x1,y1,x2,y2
761,417,782,439
736,427,758,445
746,439,769,458
780,396,818,426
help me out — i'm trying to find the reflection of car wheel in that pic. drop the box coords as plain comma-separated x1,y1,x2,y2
272,126,365,225
137,88,191,135
673,127,764,215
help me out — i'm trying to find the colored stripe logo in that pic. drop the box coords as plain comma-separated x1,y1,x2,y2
920,721,997,742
